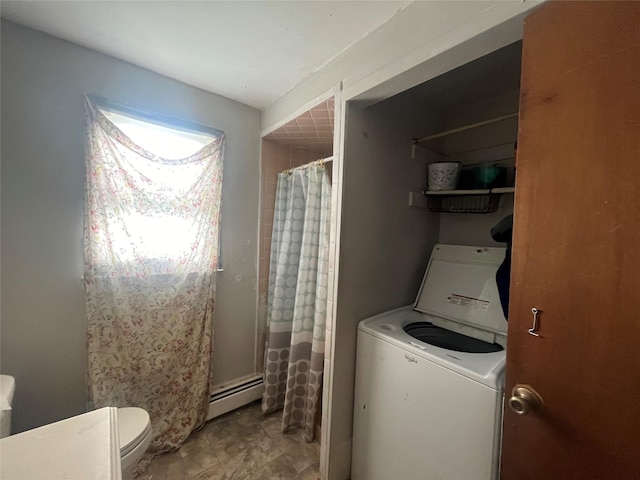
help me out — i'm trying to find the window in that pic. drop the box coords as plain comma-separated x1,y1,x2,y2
84,97,225,277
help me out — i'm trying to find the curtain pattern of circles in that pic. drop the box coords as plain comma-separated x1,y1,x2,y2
261,165,331,442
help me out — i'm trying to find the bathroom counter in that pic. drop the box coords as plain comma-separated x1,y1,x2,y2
0,406,121,480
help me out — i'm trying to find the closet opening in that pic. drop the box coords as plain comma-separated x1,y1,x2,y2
328,40,523,479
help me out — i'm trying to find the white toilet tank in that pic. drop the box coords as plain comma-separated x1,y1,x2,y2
1,375,16,438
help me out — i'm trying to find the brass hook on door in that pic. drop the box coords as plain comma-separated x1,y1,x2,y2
529,308,541,337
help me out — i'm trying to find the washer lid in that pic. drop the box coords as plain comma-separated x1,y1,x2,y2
414,244,507,335
118,407,150,455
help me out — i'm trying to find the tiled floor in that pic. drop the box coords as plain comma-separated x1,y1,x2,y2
137,401,320,480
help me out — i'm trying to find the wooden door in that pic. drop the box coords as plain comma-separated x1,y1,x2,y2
501,2,640,479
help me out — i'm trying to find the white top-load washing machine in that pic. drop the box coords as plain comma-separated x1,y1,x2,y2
351,244,508,480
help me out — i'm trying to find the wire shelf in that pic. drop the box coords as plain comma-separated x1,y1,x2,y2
426,193,501,213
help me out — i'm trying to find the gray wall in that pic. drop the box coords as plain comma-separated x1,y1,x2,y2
1,21,261,433
438,90,519,246
328,99,441,477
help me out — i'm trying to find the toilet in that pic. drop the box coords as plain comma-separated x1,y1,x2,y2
1,375,150,480
118,407,153,480
1,375,16,438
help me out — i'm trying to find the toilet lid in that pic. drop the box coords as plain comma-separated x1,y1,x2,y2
118,407,150,456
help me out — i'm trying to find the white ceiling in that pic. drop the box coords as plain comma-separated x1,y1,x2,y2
0,0,411,110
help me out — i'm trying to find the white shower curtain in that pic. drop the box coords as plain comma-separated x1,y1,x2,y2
83,98,224,459
262,165,331,441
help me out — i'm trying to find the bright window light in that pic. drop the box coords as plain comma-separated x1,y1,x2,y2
97,108,221,266
103,109,214,160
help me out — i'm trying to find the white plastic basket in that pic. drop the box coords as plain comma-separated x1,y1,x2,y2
427,162,461,191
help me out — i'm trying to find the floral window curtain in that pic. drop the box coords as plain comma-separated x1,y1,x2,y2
83,98,224,456
262,165,331,442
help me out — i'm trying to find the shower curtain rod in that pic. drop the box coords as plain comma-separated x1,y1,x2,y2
284,155,333,175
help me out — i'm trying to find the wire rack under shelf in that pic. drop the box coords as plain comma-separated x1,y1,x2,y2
426,193,501,213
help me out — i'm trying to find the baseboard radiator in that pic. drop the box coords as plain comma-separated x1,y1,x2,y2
206,375,264,421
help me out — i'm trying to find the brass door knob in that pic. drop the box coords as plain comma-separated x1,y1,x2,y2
508,385,543,416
